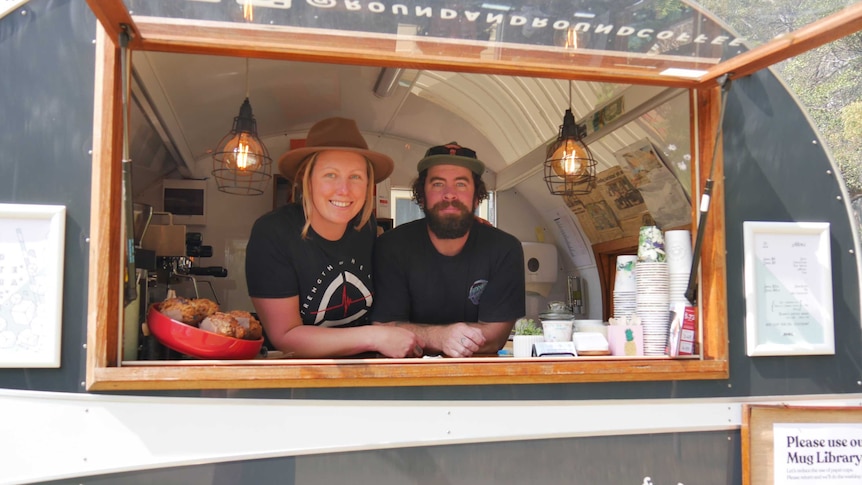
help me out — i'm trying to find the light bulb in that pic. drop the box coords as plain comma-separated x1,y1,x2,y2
562,27,578,49
551,138,588,178
242,0,254,21
222,132,264,174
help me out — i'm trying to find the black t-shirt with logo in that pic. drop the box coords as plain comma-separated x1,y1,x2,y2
246,203,375,327
369,219,525,325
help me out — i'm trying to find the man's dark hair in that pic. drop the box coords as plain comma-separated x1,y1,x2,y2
411,169,489,208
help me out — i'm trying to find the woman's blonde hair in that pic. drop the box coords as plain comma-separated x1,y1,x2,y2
294,151,376,239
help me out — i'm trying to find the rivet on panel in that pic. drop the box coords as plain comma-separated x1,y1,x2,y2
850,249,855,254
837,196,843,201
812,140,819,145
826,170,832,175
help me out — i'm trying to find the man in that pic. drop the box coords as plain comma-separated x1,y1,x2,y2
370,142,526,357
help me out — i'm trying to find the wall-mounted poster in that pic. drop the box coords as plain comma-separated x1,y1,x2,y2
563,166,648,244
743,221,834,357
613,138,691,230
0,204,66,367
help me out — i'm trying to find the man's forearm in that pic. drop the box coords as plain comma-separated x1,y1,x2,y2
469,321,515,354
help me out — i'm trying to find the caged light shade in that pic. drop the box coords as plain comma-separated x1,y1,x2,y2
211,97,272,196
544,108,596,196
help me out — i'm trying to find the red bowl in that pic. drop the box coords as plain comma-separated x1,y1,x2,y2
147,303,263,359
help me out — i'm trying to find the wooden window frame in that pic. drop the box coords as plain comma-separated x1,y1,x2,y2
84,15,735,391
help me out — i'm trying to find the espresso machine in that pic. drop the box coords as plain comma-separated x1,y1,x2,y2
151,232,227,303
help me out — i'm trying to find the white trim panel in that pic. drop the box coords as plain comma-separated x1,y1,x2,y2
2,389,862,484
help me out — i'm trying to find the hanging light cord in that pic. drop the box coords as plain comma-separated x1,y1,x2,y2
685,74,732,305
245,57,250,99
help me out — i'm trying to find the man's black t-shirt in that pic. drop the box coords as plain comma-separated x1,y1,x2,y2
369,219,525,324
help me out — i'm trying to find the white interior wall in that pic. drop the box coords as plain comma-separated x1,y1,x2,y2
506,174,604,321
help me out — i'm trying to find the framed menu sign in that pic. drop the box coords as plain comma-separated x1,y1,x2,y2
743,221,834,357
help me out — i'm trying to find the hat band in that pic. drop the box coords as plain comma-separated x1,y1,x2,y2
425,145,477,159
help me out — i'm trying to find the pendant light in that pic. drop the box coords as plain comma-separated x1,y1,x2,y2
211,58,272,196
544,80,596,197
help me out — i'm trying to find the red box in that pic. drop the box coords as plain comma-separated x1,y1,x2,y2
668,304,697,356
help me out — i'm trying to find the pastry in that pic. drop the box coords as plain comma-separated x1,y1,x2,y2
199,312,248,339
192,298,220,324
159,297,199,325
159,297,220,326
229,310,263,340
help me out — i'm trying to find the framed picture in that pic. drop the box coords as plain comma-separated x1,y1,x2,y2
743,221,834,357
0,203,66,367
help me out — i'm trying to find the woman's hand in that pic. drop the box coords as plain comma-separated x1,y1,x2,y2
373,326,425,358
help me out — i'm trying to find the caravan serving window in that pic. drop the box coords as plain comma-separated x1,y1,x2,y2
84,1,744,390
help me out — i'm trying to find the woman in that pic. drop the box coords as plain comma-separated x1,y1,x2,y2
245,117,423,358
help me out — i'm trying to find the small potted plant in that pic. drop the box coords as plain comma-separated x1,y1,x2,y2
512,318,544,358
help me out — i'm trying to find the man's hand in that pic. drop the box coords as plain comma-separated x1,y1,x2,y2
439,323,486,357
373,320,513,357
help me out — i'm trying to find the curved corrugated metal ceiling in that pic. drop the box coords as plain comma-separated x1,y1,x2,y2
409,70,610,163
131,52,648,191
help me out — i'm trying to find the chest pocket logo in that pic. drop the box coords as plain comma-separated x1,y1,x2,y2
468,279,488,305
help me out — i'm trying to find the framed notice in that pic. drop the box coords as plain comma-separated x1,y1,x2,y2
743,221,834,357
742,405,862,485
0,203,66,367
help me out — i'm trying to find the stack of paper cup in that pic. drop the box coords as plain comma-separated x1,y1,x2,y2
664,230,693,305
635,261,670,355
636,227,669,355
613,255,637,319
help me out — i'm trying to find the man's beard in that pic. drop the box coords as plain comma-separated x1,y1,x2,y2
425,200,475,239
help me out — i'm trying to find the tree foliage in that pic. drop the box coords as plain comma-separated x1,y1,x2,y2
698,1,862,194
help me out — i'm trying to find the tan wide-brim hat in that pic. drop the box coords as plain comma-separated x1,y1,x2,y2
277,117,395,183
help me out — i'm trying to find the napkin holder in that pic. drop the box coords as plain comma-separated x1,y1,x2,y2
532,341,577,357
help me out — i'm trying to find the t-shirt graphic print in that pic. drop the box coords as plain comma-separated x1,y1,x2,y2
305,257,373,327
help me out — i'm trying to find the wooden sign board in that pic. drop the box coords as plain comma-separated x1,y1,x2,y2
743,405,862,485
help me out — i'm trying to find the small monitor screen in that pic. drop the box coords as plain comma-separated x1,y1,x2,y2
162,179,206,225
164,188,204,216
